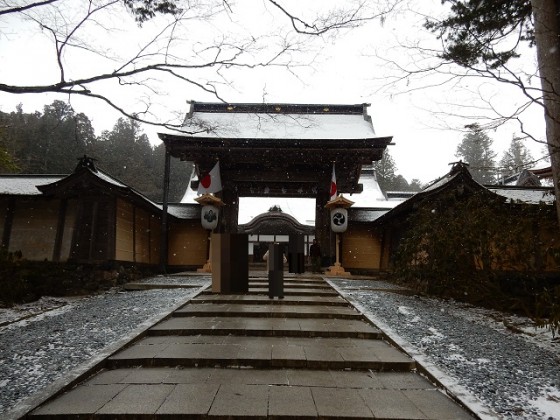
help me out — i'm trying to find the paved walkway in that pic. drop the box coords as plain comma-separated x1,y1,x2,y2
29,274,475,419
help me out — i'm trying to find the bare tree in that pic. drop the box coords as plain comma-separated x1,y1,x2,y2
368,0,560,226
531,0,560,226
0,0,398,132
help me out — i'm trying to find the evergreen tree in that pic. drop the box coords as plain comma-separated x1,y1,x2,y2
424,0,560,233
38,101,97,173
152,144,194,202
0,102,96,173
95,118,159,195
499,136,534,177
455,124,497,184
425,0,532,69
372,149,414,192
409,179,423,192
372,149,398,192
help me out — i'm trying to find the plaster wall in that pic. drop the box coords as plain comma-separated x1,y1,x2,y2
9,198,58,260
342,225,382,270
58,200,78,261
168,220,207,266
115,199,134,262
115,199,161,264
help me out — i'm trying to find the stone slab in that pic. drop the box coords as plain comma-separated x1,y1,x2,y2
31,384,127,415
96,384,174,415
149,316,381,339
359,388,427,419
269,386,317,417
108,335,415,371
404,389,475,420
208,384,269,417
156,383,219,416
175,303,361,319
193,294,347,306
312,387,374,418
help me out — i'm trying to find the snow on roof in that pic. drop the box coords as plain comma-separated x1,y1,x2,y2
422,172,457,193
166,204,199,219
94,169,128,189
88,168,165,212
488,187,555,205
350,209,390,223
180,107,376,140
238,197,316,225
0,175,64,195
348,168,402,209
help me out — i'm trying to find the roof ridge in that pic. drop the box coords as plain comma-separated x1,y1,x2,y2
189,101,368,115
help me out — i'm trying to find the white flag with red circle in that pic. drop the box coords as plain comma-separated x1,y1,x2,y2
197,161,222,194
329,163,337,201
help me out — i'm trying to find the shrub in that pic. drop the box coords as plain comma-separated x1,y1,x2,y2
393,189,560,333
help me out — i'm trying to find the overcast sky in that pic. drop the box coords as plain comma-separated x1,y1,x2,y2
0,0,548,184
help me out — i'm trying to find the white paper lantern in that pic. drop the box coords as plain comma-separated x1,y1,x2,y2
201,205,219,230
330,208,348,233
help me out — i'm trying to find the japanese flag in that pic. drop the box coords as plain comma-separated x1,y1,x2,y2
197,161,222,194
329,163,337,201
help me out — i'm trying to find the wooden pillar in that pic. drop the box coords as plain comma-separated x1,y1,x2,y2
52,199,67,262
218,185,239,233
2,197,15,250
160,148,171,272
379,227,387,271
88,201,99,262
132,206,137,263
315,190,332,265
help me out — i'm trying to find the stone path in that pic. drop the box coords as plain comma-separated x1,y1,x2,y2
29,275,475,419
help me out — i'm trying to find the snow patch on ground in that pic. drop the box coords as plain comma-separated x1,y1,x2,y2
529,389,560,419
0,275,210,416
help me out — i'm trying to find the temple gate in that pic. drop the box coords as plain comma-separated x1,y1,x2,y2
158,101,392,268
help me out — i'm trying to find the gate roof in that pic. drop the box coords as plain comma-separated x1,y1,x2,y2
158,102,392,197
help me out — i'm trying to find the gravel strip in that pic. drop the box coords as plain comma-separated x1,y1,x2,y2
331,279,560,419
0,276,209,416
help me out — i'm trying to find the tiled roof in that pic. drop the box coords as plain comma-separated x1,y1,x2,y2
0,175,64,195
173,101,377,140
166,204,199,219
488,187,555,205
350,209,390,223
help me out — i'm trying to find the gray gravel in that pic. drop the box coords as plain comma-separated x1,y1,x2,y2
0,276,209,416
331,278,560,419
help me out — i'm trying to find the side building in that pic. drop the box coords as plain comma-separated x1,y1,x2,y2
0,157,206,270
373,162,559,274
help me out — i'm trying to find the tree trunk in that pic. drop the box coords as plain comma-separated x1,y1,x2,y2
531,0,560,228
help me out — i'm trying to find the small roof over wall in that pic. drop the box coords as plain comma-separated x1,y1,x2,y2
0,175,64,196
0,157,198,221
373,162,555,226
238,207,314,236
488,186,555,205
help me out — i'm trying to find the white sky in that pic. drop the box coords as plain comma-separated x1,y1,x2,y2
0,0,548,185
